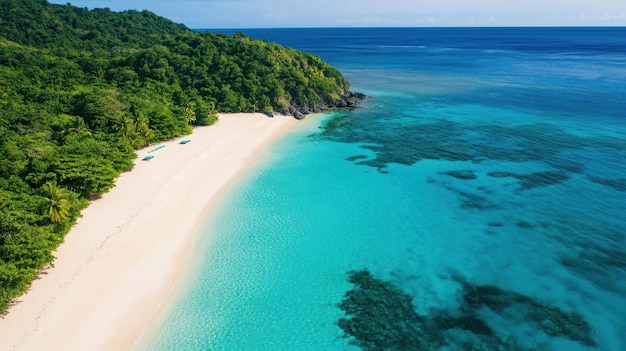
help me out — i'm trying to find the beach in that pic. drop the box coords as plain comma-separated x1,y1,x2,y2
0,113,299,351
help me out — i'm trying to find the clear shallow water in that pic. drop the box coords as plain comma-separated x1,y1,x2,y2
144,28,626,350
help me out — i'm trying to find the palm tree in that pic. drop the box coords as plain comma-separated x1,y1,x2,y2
249,100,259,113
114,115,135,141
208,102,219,119
134,113,151,147
42,181,70,224
66,116,92,137
183,103,196,125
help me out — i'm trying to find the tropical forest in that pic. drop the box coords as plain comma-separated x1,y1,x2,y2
0,0,352,311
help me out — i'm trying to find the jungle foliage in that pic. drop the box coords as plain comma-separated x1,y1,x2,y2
0,0,350,312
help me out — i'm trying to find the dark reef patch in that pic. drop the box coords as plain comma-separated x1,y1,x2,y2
588,176,626,192
560,237,626,294
346,155,370,162
427,181,500,211
487,171,569,190
338,270,596,350
541,219,626,296
487,171,517,178
517,171,570,190
441,170,477,180
433,315,494,336
337,270,438,351
457,191,499,210
547,159,585,174
463,284,596,347
319,112,625,176
516,220,534,229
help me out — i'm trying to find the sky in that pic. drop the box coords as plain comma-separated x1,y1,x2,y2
48,0,626,28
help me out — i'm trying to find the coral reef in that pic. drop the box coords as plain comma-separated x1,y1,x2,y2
588,176,626,192
487,171,570,190
442,170,478,180
337,270,438,351
463,284,595,346
338,270,596,350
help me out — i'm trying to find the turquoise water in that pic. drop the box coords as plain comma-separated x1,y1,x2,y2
143,28,625,350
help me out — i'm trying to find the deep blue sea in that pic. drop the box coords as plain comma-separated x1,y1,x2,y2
142,28,626,351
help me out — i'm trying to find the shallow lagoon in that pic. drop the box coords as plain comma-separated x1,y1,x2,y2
144,27,626,351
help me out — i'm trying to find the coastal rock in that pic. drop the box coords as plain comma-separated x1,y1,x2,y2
346,98,358,108
317,102,329,110
345,92,366,108
286,91,366,119
351,92,366,99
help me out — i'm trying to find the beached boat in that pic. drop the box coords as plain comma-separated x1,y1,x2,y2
179,139,191,144
142,155,154,161
149,145,165,153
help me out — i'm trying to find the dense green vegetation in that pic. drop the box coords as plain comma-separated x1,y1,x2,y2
0,0,351,312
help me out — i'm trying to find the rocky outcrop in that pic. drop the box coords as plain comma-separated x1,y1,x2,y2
285,91,366,120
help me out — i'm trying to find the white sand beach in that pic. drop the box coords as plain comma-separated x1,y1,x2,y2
0,113,299,351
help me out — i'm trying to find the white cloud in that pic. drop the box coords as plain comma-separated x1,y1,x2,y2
580,11,626,22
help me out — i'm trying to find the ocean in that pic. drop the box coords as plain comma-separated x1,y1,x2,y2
141,28,626,351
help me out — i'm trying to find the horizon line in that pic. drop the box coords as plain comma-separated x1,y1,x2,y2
198,25,626,30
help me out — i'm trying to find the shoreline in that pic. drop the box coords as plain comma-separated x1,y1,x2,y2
0,113,300,351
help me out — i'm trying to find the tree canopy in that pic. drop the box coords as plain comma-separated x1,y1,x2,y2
0,0,352,312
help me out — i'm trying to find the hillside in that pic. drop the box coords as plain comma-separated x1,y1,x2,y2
0,0,358,312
